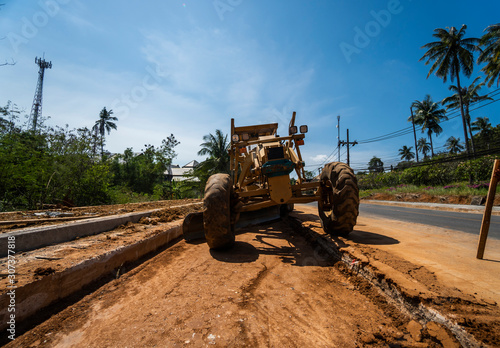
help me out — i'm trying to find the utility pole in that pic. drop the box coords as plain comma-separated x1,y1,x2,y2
410,106,419,162
339,129,358,166
30,56,52,131
337,115,340,162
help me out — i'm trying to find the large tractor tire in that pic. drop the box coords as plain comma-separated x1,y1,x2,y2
203,173,235,249
318,162,359,237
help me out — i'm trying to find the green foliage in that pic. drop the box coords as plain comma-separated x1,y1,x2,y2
455,155,496,182
190,129,230,190
367,156,384,173
0,116,113,210
358,155,496,191
304,170,315,180
92,107,118,159
0,101,185,211
478,23,500,87
110,134,180,195
473,124,500,152
410,95,448,156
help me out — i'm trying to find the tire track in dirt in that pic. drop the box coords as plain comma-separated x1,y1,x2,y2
7,219,429,347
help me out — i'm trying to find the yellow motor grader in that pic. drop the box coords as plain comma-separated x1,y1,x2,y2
183,112,359,249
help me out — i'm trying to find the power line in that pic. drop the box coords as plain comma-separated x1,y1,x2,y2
356,88,500,145
307,88,500,172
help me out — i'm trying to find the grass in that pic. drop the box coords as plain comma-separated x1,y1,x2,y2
359,182,495,199
108,186,160,204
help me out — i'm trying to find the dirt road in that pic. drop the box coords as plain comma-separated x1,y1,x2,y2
8,218,427,347
6,204,500,347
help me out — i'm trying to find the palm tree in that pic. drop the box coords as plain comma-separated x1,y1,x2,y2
471,116,492,134
420,25,479,156
410,95,448,157
92,107,118,159
417,138,431,159
441,77,492,153
398,145,415,161
197,129,230,175
471,117,493,149
478,24,500,87
445,136,464,154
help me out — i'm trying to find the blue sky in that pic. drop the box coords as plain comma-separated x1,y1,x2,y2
1,0,499,173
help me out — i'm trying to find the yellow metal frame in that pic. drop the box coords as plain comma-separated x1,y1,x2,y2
230,112,321,212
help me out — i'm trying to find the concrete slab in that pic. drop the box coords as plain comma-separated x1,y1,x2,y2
0,203,201,257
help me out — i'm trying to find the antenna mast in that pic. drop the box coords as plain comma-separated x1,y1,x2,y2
30,56,52,131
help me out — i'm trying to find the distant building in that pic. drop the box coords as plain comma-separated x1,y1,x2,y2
165,160,199,182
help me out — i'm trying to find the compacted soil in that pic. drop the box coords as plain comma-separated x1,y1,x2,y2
6,218,429,348
2,200,500,347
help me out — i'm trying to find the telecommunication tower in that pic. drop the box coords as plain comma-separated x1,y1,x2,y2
30,56,52,131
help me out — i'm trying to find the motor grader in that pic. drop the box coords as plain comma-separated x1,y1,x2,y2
183,112,359,249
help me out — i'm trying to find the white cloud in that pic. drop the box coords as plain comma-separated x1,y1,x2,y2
0,25,319,166
310,154,328,163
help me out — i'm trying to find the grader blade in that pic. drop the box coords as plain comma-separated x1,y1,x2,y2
235,206,281,229
182,206,281,242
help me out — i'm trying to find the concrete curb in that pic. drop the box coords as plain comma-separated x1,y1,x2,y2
0,220,183,333
361,200,500,216
0,211,159,258
0,203,202,257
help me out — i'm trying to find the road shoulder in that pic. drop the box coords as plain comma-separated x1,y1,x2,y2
294,204,500,346
362,199,500,216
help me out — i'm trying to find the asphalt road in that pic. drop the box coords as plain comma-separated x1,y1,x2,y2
360,203,500,240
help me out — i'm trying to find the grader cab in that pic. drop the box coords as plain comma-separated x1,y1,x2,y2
183,112,360,249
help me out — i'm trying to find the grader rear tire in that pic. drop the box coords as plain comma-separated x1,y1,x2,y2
203,174,235,249
318,162,359,237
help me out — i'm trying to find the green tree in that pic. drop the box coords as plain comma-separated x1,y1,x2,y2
471,116,493,135
471,117,493,149
110,134,179,194
478,23,500,87
0,101,21,135
197,129,230,175
368,156,384,173
445,136,464,154
417,137,431,159
0,119,112,210
304,170,315,180
398,145,415,161
410,95,448,157
92,107,118,159
420,25,479,156
441,77,492,153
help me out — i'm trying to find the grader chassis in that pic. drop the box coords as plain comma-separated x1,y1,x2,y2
183,112,359,249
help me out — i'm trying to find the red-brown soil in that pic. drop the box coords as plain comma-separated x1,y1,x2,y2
6,219,432,348
5,205,500,347
0,199,201,232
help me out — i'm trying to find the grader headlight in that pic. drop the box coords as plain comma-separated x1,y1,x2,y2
300,125,308,133
231,134,239,142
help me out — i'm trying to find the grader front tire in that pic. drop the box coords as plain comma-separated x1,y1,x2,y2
203,174,235,249
318,162,359,237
